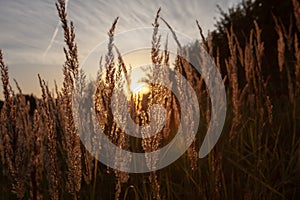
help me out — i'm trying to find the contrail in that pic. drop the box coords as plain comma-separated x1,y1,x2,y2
43,0,69,58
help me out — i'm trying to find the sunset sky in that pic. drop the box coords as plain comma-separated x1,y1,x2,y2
0,0,241,99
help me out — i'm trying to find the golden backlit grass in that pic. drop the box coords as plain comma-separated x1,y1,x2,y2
0,0,299,199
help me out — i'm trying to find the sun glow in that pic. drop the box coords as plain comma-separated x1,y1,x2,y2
132,83,150,105
130,82,150,95
122,80,151,102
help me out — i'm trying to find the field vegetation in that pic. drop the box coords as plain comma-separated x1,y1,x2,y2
0,0,299,199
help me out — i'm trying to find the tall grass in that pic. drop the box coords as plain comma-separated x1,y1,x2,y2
0,0,299,199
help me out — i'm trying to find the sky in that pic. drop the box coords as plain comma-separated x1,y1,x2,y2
0,0,241,99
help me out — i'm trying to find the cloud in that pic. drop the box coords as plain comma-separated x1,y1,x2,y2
0,0,241,98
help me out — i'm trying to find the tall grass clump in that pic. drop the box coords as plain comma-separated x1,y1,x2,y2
0,0,299,199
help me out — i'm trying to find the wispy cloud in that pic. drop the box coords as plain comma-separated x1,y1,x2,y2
0,0,241,98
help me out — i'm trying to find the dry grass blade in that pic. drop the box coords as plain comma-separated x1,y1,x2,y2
225,27,240,141
114,45,131,93
292,0,300,31
151,8,162,66
106,17,119,85
273,15,285,73
160,17,182,50
0,50,11,109
196,20,209,51
295,34,300,93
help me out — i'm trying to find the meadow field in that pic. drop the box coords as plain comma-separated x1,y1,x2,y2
0,0,299,199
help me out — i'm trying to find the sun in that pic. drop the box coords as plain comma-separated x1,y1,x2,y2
130,81,150,96
122,81,151,104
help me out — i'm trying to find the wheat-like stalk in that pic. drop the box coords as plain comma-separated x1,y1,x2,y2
56,0,82,196
292,0,300,31
295,33,300,94
273,15,285,73
225,27,240,141
38,75,59,200
0,50,29,199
